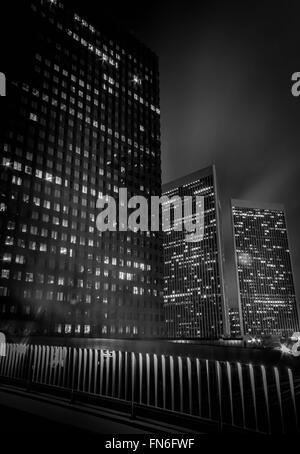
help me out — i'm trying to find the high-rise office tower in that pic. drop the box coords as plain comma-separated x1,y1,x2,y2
163,165,227,338
0,0,164,338
231,199,299,337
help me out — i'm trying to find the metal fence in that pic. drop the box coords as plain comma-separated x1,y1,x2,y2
0,343,299,433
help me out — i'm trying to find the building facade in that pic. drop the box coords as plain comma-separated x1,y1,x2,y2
231,199,299,337
163,166,228,338
228,308,241,337
0,0,164,338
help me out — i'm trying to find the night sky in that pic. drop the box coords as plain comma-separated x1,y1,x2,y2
57,1,300,308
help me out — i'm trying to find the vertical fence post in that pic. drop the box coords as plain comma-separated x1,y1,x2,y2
170,356,175,411
274,367,284,434
118,351,122,399
162,355,166,409
131,352,136,419
287,368,299,432
70,347,77,404
87,349,93,394
178,356,183,413
124,351,128,401
154,354,158,408
226,362,234,426
237,362,246,429
261,365,271,434
93,349,98,395
112,351,116,398
99,349,104,395
26,345,34,392
105,351,110,396
216,361,223,431
139,353,143,405
248,363,258,432
196,358,201,417
146,353,150,406
187,357,192,415
206,360,212,419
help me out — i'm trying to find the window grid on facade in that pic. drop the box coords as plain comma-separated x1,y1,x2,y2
163,166,227,339
0,0,164,338
231,199,300,337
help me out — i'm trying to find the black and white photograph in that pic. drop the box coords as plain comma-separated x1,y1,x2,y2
0,0,299,444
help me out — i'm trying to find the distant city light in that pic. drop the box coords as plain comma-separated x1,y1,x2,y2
238,252,252,266
279,344,291,354
132,75,142,85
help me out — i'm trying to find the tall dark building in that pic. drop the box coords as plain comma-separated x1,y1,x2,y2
163,165,228,339
0,0,164,338
231,199,300,337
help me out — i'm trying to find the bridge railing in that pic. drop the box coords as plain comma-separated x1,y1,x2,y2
0,343,299,433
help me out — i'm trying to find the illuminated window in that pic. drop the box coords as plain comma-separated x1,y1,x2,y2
1,269,9,279
0,287,8,296
132,75,142,85
55,324,62,334
65,324,72,334
15,255,25,264
57,292,64,302
5,236,13,246
133,326,138,335
25,273,33,282
75,325,81,334
2,253,12,262
30,113,38,122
